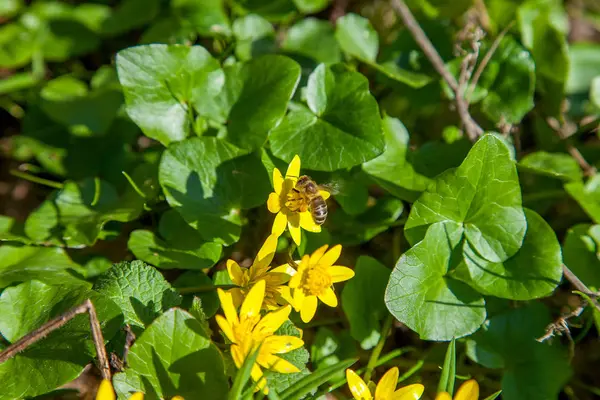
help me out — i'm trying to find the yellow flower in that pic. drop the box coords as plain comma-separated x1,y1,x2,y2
267,155,330,245
346,368,425,400
96,380,184,400
288,244,354,323
435,380,479,400
227,234,295,310
216,280,304,392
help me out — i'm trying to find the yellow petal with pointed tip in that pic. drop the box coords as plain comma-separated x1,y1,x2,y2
455,379,479,400
286,155,301,179
96,380,115,400
375,367,399,399
391,384,425,400
251,363,268,393
215,315,235,343
267,192,281,213
255,305,292,335
129,394,144,400
329,266,355,283
300,295,318,322
240,280,266,320
227,260,244,285
346,369,373,400
253,234,278,270
319,244,342,266
309,244,329,265
272,211,287,236
258,353,301,373
230,288,244,308
289,220,302,246
217,289,239,325
318,287,338,307
262,335,304,354
320,190,330,200
273,168,284,194
435,392,452,400
299,211,321,232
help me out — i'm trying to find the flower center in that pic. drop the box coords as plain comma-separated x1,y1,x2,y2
302,264,332,296
232,315,264,355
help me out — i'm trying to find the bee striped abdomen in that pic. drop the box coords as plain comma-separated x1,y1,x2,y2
310,197,328,225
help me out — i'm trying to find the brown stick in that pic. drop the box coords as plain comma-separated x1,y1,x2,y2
0,299,111,381
562,264,600,312
390,0,484,142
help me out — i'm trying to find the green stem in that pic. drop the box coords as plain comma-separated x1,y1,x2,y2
122,171,147,199
398,359,424,383
91,177,101,206
177,284,238,295
10,169,63,189
363,314,394,383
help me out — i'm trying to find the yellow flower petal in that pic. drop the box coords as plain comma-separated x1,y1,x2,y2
96,380,115,400
129,394,144,400
227,260,244,285
253,234,278,270
300,295,318,322
455,379,479,400
309,244,329,265
278,286,294,307
215,315,235,343
217,289,239,325
319,244,342,267
288,220,302,246
272,211,288,236
346,369,373,400
320,190,331,200
299,211,321,232
375,367,399,399
273,168,284,194
435,392,452,400
262,335,304,354
240,280,266,320
391,384,425,400
329,266,355,283
255,305,292,335
268,192,281,213
231,344,246,368
251,363,268,393
230,287,244,308
258,353,301,373
318,287,338,307
171,397,184,400
286,155,301,179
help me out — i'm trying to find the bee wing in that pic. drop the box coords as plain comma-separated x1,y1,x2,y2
317,181,343,196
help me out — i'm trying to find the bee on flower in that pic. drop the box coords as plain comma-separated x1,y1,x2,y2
267,155,331,245
226,234,294,310
96,379,184,400
436,379,479,400
216,280,304,393
346,367,424,400
288,244,354,322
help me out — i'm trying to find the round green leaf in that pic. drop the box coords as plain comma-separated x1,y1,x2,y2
172,0,230,37
112,308,228,400
116,44,224,146
519,151,582,181
0,23,35,69
282,18,341,64
100,0,160,37
159,137,271,245
270,64,384,171
385,223,486,341
335,13,378,63
563,224,600,291
405,134,526,263
459,209,562,300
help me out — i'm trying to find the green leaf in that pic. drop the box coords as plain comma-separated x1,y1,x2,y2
279,358,357,400
282,18,341,64
438,338,456,395
219,55,301,151
0,245,85,289
159,137,271,245
265,320,311,394
116,44,224,146
171,0,230,37
565,175,600,223
232,14,275,61
363,116,432,202
172,270,220,317
590,76,600,110
335,13,378,63
310,327,357,382
270,64,384,171
519,151,583,181
232,0,296,21
405,134,526,263
0,281,121,400
563,224,600,291
566,43,600,94
341,256,391,349
292,0,330,14
466,303,572,400
93,260,182,329
0,23,35,69
100,0,160,36
385,223,486,341
230,345,262,400
457,209,562,300
0,0,22,18
112,308,228,400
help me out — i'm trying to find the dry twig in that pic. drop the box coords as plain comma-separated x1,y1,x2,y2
536,303,584,361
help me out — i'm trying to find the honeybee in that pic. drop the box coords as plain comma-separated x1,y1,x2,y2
290,175,329,225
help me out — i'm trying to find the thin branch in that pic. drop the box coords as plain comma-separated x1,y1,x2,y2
0,299,111,381
548,117,597,177
390,0,484,142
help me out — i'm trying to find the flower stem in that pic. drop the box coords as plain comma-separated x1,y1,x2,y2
363,314,394,383
10,169,63,189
